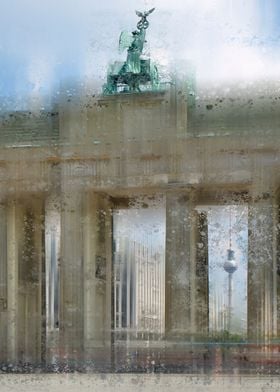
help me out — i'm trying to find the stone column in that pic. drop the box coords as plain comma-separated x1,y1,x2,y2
165,192,198,337
83,192,98,355
7,201,18,362
277,191,280,337
17,198,44,363
248,195,277,341
83,192,112,367
195,211,209,336
59,190,84,362
0,204,7,362
5,196,45,364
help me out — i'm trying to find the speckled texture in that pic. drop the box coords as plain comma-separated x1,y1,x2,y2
0,374,280,392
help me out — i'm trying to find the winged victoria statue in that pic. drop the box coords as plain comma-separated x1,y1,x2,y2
103,8,159,94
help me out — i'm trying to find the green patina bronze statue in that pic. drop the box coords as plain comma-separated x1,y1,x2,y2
103,8,159,94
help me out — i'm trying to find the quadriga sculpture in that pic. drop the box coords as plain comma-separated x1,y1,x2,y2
103,8,159,94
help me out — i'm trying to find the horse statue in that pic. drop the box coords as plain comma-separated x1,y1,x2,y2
103,8,159,94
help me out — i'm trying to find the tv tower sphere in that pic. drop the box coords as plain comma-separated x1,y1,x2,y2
223,249,238,274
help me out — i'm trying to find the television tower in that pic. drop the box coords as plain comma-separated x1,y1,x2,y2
223,209,238,332
223,249,238,332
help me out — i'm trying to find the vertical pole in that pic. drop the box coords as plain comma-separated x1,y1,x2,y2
228,273,233,332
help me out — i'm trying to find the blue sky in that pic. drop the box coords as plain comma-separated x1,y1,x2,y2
1,0,280,105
